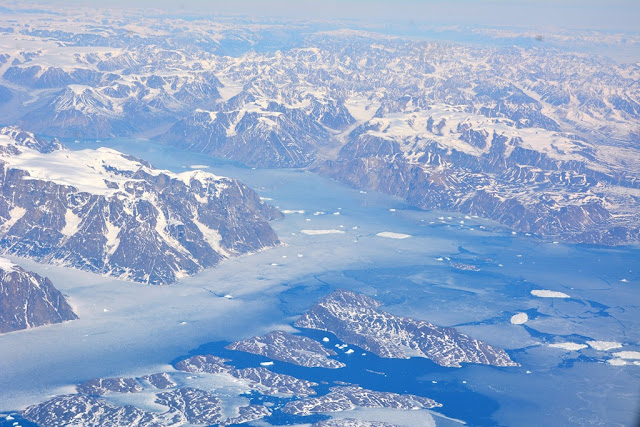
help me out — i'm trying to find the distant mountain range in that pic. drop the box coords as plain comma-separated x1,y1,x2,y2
0,10,638,248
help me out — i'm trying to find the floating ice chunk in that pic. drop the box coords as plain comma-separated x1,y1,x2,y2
431,380,437,384
436,257,444,261
103,308,109,313
511,231,517,235
526,370,532,374
462,380,467,384
389,208,396,212
305,219,311,222
549,342,588,351
376,232,411,239
613,351,640,360
224,294,233,299
345,349,354,354
531,290,570,298
260,361,274,366
510,313,528,325
270,263,279,266
608,359,627,366
6,416,14,421
282,255,288,258
333,212,341,215
359,190,367,194
180,321,187,325
301,229,345,235
260,197,273,201
322,337,330,342
620,279,628,282
553,241,559,244
313,211,325,215
297,253,304,258
281,209,305,214
189,164,210,169
587,341,622,351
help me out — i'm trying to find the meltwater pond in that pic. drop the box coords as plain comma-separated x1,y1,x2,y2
0,137,638,426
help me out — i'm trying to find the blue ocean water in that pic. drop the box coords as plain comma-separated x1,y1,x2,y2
43,137,640,426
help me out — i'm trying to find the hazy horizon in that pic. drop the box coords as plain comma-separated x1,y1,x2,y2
6,0,640,32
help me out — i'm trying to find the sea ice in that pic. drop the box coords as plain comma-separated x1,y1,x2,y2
612,351,640,360
301,229,345,235
376,232,411,239
531,290,570,298
549,343,588,351
510,313,528,325
586,341,622,351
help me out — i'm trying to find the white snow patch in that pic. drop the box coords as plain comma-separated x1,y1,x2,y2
531,290,570,298
510,313,528,325
61,209,82,237
1,206,26,233
104,220,121,257
192,217,229,257
376,231,411,239
0,257,18,272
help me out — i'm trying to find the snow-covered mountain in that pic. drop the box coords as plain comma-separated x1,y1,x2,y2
0,257,77,333
0,11,638,245
295,290,518,368
0,127,282,284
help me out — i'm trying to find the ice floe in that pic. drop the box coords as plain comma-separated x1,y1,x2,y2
510,313,528,325
531,290,570,298
586,341,622,351
301,229,345,235
376,232,411,239
612,351,640,360
549,342,588,351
